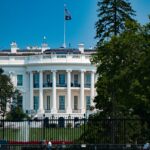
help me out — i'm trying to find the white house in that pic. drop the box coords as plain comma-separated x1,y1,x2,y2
0,42,97,118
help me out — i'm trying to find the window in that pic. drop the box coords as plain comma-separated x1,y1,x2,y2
47,96,50,110
46,74,51,83
17,75,23,86
59,96,65,110
74,96,78,110
34,96,39,111
33,73,39,88
17,95,23,109
86,96,91,110
74,74,78,84
59,74,65,85
85,74,91,84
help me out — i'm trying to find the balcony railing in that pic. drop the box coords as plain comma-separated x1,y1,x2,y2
58,110,66,113
44,109,51,113
84,83,91,88
71,83,80,87
56,83,67,87
72,109,81,113
33,82,91,88
43,82,52,87
33,83,39,88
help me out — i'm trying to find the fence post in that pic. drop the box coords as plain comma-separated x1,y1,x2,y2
84,113,86,143
43,114,45,140
2,114,4,140
124,119,126,144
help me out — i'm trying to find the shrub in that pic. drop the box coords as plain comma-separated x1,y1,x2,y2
66,123,72,128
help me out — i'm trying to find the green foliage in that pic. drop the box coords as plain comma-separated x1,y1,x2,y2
6,106,29,120
0,68,17,116
79,114,147,144
93,20,150,119
0,68,27,120
95,0,135,45
6,94,29,120
81,0,150,145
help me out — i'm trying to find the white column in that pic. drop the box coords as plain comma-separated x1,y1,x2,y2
80,70,85,113
66,70,72,113
38,70,44,113
91,70,95,106
51,70,57,113
29,71,33,110
9,71,16,87
7,72,15,111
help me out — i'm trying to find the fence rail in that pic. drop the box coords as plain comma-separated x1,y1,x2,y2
0,118,149,145
0,144,144,150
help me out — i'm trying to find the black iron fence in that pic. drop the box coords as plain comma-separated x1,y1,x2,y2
0,144,144,150
0,118,149,145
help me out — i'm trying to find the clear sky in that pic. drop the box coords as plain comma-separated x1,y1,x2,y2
0,0,149,49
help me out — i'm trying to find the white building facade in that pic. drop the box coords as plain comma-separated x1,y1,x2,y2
0,43,96,118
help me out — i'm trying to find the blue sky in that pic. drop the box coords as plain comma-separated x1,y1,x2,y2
0,0,149,49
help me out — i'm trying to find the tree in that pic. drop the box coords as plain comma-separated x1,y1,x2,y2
95,0,135,45
93,18,150,119
0,68,18,117
6,105,29,120
81,20,150,144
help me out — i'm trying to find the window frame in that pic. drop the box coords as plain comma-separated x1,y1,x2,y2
86,96,91,110
59,95,65,110
74,96,78,110
17,74,23,86
59,74,65,85
47,96,50,110
85,74,91,84
74,74,78,84
17,95,23,109
34,96,39,111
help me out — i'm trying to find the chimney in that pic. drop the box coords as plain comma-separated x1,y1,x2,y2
41,36,50,53
10,42,18,53
41,43,50,53
78,43,84,53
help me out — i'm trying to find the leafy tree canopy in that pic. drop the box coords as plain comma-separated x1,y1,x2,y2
95,0,135,45
92,20,150,119
0,68,18,116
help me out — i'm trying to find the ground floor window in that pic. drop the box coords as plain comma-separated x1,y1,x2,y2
59,96,65,110
17,95,23,109
47,96,50,110
74,96,78,110
34,96,39,111
86,96,91,110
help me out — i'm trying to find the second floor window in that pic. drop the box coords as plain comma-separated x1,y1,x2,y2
85,74,91,84
17,75,23,86
59,74,65,85
74,74,78,84
46,74,51,83
33,73,39,87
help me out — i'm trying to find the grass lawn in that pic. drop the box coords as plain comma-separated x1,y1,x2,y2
0,127,84,141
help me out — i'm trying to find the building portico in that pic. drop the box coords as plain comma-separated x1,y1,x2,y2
28,69,96,117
